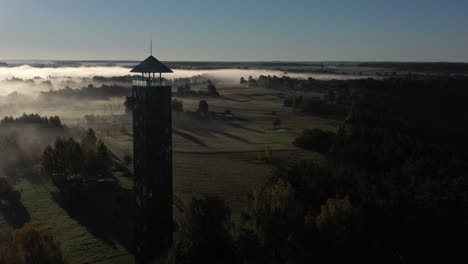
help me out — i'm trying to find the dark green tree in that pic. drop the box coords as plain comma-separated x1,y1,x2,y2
197,100,209,116
82,128,97,149
175,197,236,264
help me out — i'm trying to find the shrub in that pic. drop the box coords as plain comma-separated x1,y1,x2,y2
197,100,209,116
0,226,67,264
172,99,184,112
0,177,21,203
14,226,67,264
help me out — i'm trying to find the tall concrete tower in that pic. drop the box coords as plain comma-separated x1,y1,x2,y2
130,55,173,263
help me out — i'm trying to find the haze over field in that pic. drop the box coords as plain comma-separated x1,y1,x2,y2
0,65,368,96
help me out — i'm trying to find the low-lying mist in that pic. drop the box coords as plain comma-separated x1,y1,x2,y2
0,123,73,181
0,65,366,96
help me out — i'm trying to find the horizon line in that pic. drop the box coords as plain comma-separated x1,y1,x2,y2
1,58,468,64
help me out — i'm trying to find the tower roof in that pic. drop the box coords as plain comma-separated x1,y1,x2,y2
130,56,173,73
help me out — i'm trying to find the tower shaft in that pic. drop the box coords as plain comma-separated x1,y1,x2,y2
133,85,173,263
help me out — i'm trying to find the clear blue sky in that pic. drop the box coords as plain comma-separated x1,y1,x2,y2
0,0,467,61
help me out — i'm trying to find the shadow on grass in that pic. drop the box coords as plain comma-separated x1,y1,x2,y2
212,130,251,143
174,129,209,147
228,122,266,134
0,200,30,228
52,182,134,254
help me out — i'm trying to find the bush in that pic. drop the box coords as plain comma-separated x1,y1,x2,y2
294,129,336,152
172,99,184,112
197,100,209,116
0,114,63,129
0,177,21,203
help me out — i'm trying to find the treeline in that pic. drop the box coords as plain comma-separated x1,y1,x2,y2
39,84,131,100
176,80,220,97
241,75,348,92
1,114,63,129
172,75,212,87
358,62,468,74
350,77,468,155
40,129,111,180
249,75,468,132
91,75,134,83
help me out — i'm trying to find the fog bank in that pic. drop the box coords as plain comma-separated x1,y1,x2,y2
0,65,365,82
0,65,368,96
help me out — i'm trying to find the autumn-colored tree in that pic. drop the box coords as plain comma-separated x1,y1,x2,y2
0,226,67,264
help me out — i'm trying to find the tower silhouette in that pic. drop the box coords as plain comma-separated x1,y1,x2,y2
130,52,173,263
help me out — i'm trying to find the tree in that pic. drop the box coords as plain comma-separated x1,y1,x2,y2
66,138,84,175
172,99,184,112
247,76,258,87
197,100,209,116
40,145,55,176
175,197,236,264
12,226,67,264
207,83,219,96
241,180,299,263
96,140,111,177
315,196,359,247
48,116,63,129
82,128,97,148
40,137,112,180
124,96,134,113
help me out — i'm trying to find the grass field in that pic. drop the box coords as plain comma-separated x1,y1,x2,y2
0,179,131,264
0,85,339,263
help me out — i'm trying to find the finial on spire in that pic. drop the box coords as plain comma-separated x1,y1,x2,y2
150,37,153,56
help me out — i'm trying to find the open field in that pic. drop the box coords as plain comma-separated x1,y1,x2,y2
101,85,335,222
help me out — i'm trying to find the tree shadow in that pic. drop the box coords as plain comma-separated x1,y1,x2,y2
174,129,209,148
212,130,251,144
52,181,134,254
0,201,30,228
228,122,266,134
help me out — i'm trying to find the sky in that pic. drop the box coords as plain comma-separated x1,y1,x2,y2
0,0,467,62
